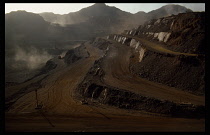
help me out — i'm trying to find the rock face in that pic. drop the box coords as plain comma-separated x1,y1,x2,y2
40,60,57,74
155,32,171,42
138,46,146,62
137,12,205,54
91,37,112,50
64,45,89,65
107,12,205,95
78,82,204,119
130,39,138,48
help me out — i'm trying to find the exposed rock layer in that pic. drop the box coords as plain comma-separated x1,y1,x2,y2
107,12,205,95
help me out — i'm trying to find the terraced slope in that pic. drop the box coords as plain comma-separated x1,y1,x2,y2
107,12,205,94
5,12,205,132
5,41,205,131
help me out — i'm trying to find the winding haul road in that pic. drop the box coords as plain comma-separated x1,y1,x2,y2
5,39,205,132
118,34,201,56
102,39,204,106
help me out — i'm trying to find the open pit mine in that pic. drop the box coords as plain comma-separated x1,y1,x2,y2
5,12,205,132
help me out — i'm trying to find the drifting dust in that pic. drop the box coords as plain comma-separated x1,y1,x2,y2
13,46,52,70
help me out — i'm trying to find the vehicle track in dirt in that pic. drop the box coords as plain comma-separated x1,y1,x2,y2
118,34,201,56
5,40,205,132
101,39,204,106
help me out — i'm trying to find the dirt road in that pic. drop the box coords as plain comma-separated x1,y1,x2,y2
119,34,200,56
6,42,102,115
6,113,204,132
102,40,205,105
5,41,205,132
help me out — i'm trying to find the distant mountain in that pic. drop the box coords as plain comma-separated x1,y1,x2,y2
5,10,91,51
5,4,192,49
5,11,49,44
39,4,192,31
39,3,133,33
146,4,192,19
5,4,193,53
40,3,131,25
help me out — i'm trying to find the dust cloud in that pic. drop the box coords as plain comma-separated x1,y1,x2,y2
13,46,52,70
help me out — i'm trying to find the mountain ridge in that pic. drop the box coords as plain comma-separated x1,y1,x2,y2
5,4,194,74
39,4,192,26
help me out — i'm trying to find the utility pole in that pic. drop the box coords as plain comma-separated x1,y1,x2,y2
35,89,39,108
35,89,42,109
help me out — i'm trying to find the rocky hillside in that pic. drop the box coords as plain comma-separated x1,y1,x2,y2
107,12,205,95
135,12,205,54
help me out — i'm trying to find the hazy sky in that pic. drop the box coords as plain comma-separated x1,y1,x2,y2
5,3,205,14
